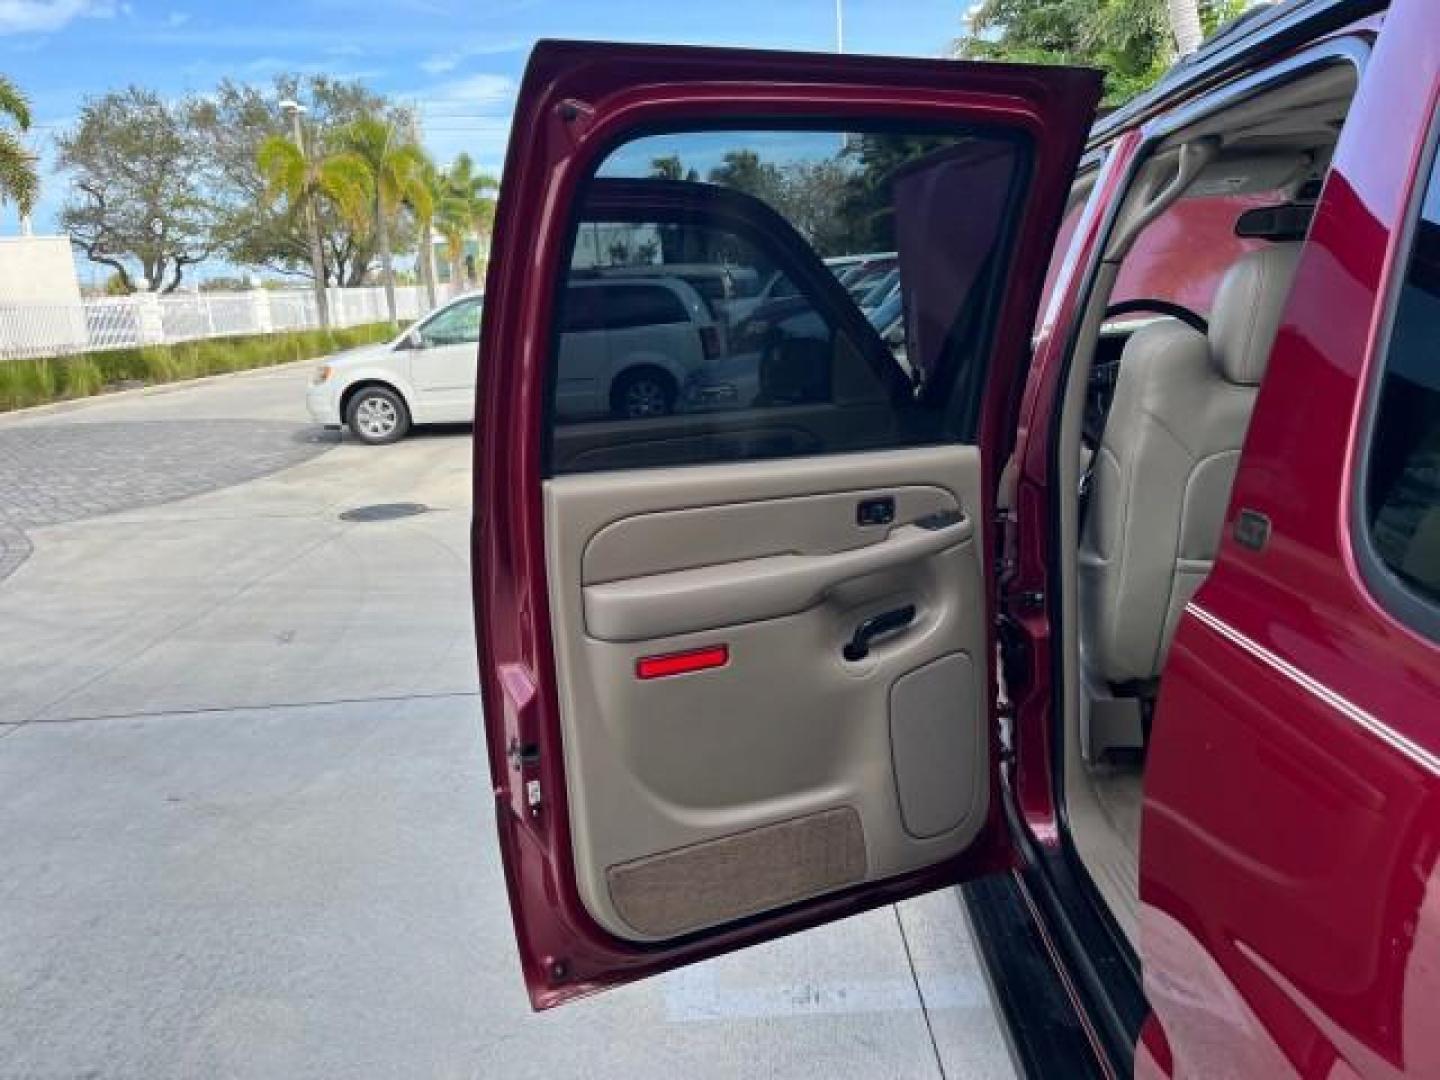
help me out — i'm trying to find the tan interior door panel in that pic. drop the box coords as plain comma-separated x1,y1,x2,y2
543,446,992,941
583,517,973,642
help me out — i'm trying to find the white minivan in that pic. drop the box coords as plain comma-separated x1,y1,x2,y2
553,276,719,421
305,291,485,444
306,276,718,444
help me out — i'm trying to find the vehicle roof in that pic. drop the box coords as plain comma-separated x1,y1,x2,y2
569,274,692,292
594,262,755,278
567,273,714,316
1089,0,1384,149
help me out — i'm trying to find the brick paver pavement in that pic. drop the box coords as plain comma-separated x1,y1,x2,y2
0,419,336,581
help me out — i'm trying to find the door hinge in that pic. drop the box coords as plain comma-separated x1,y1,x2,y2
1013,589,1045,612
506,737,540,768
994,509,1018,586
996,612,1032,703
997,709,1016,765
506,738,543,818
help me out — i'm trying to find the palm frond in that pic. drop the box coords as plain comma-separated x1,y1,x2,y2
0,75,32,132
404,174,434,224
255,135,306,204
0,130,38,215
316,151,374,232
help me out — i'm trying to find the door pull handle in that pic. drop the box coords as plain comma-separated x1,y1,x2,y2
843,605,917,662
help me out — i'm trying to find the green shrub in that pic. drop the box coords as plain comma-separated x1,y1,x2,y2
0,359,58,410
59,356,104,399
91,348,149,385
138,346,178,383
0,320,398,414
19,360,55,406
0,362,23,410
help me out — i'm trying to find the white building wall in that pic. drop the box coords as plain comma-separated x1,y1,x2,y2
0,236,86,353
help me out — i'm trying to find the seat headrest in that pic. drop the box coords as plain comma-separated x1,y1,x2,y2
1209,243,1303,385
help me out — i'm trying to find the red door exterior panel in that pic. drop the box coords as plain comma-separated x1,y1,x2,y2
1138,3,1440,1075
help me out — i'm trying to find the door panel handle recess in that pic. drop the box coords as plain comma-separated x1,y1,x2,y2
583,514,970,642
843,605,916,661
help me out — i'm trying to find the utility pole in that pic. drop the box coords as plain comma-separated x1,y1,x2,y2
835,0,844,53
280,99,330,329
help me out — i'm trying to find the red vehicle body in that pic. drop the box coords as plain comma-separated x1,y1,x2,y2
474,1,1440,1075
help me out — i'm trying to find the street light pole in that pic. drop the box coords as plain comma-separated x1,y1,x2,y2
835,0,844,53
280,99,330,330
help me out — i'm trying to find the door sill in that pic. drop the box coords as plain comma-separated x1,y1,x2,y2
959,873,1110,1080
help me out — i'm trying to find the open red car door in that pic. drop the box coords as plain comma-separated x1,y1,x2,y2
474,40,1099,1009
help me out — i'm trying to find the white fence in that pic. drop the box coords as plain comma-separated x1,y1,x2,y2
0,283,465,361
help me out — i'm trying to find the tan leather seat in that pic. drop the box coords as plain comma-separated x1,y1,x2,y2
1081,243,1302,685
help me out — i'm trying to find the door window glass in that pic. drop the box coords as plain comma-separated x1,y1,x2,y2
561,286,604,333
547,125,1033,474
1366,144,1440,612
598,283,692,329
419,298,482,346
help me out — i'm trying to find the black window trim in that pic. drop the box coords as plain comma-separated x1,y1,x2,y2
1351,101,1440,644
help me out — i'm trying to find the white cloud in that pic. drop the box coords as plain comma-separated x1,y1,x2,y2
419,54,457,75
418,39,525,78
407,71,516,172
415,71,514,110
164,9,188,27
0,0,117,34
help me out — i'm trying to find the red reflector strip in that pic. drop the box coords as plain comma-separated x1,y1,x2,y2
636,645,729,680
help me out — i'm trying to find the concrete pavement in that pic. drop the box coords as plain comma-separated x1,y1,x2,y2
0,363,1014,1079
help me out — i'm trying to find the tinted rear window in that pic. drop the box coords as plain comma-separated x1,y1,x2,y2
601,284,691,329
1366,148,1440,613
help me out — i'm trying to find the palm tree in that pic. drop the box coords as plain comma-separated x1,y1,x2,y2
436,153,498,289
0,75,37,225
338,115,431,324
256,134,370,328
1167,0,1204,55
409,156,443,309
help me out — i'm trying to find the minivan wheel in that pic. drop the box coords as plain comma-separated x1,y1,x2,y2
612,369,676,419
346,385,411,445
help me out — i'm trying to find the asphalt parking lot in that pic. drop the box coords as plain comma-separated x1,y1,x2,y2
0,362,1014,1079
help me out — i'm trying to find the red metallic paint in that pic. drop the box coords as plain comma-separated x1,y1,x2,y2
1133,4,1440,1076
1012,134,1144,839
1039,185,1280,324
473,40,1099,1009
1006,5,1440,1076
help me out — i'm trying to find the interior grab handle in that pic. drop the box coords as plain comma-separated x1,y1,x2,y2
843,605,916,662
584,513,971,643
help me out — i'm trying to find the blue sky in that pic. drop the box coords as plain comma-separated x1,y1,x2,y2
1,0,969,281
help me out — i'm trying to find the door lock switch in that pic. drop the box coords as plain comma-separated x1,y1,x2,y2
857,496,896,526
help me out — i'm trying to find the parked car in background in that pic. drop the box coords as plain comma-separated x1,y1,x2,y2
306,291,482,445
585,261,759,324
554,275,721,420
827,251,895,288
841,254,898,301
854,267,899,315
306,272,723,443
